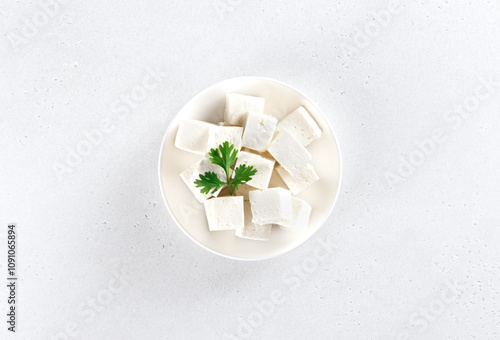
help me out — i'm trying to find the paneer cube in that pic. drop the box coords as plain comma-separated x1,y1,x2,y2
249,188,292,225
276,163,319,195
175,119,213,154
204,196,244,231
267,130,311,175
225,93,265,126
180,161,209,203
279,197,312,233
276,106,322,146
235,202,272,241
207,126,243,152
241,111,278,152
234,151,275,190
187,158,226,202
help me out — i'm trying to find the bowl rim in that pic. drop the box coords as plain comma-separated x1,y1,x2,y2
158,76,343,261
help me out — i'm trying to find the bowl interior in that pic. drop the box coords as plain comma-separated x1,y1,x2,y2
159,77,341,260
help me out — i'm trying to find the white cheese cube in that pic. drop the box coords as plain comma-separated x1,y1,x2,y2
204,196,244,231
241,111,278,152
279,197,312,233
276,106,322,146
276,163,319,195
175,119,213,154
249,188,292,225
267,130,311,175
225,93,265,126
188,158,226,201
235,184,256,201
207,126,243,152
180,161,210,203
235,202,272,241
234,151,275,190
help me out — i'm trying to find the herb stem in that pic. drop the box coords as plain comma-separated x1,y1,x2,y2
226,169,233,195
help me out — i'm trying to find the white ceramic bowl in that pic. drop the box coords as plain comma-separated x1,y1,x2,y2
158,77,342,260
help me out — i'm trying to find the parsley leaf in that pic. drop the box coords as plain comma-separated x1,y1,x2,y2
194,171,226,195
207,141,237,182
194,142,257,196
230,165,257,191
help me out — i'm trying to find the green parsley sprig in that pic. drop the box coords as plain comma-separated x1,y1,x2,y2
194,141,257,195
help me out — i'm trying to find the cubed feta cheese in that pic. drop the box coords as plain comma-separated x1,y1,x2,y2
267,130,311,175
180,161,210,203
235,202,272,241
234,151,275,190
279,197,312,233
276,163,319,195
204,196,244,231
207,126,243,152
241,111,278,152
249,188,292,225
276,106,322,146
175,119,213,154
187,158,226,202
225,93,265,126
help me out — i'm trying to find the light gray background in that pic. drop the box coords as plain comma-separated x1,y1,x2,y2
1,0,500,339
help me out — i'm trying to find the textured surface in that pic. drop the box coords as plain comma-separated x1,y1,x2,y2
1,0,500,339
